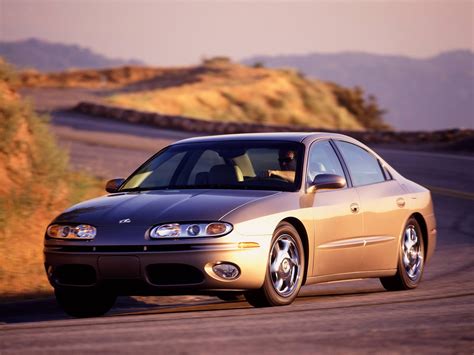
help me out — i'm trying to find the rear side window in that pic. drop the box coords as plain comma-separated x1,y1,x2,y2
335,141,385,186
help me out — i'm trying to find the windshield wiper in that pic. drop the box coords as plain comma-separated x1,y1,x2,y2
119,186,168,193
168,184,249,190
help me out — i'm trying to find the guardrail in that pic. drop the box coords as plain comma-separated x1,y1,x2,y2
74,102,473,144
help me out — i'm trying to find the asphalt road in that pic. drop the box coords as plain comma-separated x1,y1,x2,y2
50,111,194,178
1,111,473,354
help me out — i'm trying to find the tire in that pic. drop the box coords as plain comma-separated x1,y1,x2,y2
380,217,425,291
245,222,305,307
216,292,244,302
55,288,116,318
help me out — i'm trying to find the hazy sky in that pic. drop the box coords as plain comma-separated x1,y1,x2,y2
1,0,473,66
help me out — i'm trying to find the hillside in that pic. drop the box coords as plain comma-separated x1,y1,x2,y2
0,38,144,72
0,60,101,299
243,50,474,130
19,58,390,130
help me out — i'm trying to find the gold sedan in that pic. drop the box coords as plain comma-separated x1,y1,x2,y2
44,132,436,317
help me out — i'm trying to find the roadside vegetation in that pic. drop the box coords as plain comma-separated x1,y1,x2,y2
0,60,102,300
20,58,390,131
107,60,390,131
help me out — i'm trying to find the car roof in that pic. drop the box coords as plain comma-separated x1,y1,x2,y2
174,132,356,145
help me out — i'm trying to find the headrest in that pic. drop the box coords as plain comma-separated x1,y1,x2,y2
195,172,209,185
209,165,243,185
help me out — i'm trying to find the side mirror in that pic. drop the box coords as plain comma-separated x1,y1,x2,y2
307,174,346,193
105,178,125,193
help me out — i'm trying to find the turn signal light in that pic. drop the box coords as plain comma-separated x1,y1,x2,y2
206,223,229,235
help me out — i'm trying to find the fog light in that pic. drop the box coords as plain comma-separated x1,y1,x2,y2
212,262,240,280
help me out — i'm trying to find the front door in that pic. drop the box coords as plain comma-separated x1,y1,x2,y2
308,140,365,277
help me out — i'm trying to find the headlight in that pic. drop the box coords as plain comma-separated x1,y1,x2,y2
46,224,96,240
152,223,180,238
149,222,232,239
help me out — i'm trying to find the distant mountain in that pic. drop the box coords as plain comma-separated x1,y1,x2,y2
0,38,144,72
243,50,474,131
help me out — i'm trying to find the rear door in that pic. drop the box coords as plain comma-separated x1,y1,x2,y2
334,140,406,271
308,140,365,277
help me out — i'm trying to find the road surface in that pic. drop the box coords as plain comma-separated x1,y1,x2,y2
1,111,473,354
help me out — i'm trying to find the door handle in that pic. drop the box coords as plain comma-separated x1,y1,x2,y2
350,203,359,213
396,197,406,208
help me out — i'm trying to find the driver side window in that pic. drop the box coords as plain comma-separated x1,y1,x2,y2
307,141,345,184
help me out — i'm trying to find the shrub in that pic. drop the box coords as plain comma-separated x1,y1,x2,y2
0,60,102,299
332,84,391,130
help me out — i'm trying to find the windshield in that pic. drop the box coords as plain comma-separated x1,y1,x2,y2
120,141,304,192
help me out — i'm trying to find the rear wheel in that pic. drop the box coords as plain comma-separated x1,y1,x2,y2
245,222,304,307
380,217,425,291
55,288,116,318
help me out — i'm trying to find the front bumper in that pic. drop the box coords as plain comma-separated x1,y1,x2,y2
44,238,270,295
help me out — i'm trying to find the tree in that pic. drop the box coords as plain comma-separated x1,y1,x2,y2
333,84,390,130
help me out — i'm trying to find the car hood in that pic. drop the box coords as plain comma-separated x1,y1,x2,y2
53,189,280,227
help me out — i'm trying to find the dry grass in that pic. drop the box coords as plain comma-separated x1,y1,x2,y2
19,65,188,89
0,60,103,300
106,62,365,130
19,59,389,130
0,174,103,301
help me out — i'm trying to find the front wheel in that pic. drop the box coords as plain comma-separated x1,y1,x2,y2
55,288,116,318
380,217,425,291
245,222,305,307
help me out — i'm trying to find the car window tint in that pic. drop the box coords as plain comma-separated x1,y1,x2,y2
137,151,187,188
335,141,385,186
187,150,225,184
121,141,305,192
307,141,345,183
247,148,281,175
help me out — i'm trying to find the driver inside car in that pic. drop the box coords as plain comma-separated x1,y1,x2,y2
267,148,297,182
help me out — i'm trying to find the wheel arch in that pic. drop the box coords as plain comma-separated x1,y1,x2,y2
411,212,428,258
280,217,310,285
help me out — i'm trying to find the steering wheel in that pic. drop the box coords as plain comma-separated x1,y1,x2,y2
269,173,289,182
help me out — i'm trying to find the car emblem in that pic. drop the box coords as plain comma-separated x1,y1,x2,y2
119,218,131,224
